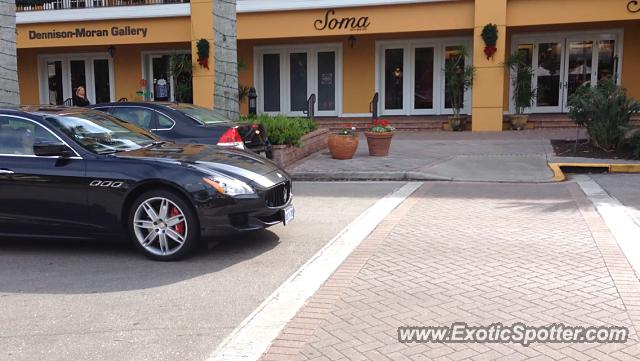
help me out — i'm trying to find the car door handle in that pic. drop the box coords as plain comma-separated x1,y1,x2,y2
0,169,14,174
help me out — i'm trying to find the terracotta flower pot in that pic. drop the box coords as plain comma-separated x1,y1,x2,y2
328,133,358,160
365,131,394,157
510,114,528,131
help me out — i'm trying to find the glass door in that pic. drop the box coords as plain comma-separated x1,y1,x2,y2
46,60,64,105
288,51,309,115
382,47,406,115
533,42,563,113
513,31,621,114
256,46,341,116
316,50,337,116
563,40,593,112
40,54,113,105
151,55,172,101
411,46,436,115
93,59,111,104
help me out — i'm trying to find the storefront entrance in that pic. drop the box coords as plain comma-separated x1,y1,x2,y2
376,37,473,116
254,44,342,117
511,30,622,113
38,53,114,105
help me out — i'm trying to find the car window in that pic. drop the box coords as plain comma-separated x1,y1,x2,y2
156,113,174,129
0,116,59,156
110,107,154,130
45,111,157,155
166,104,230,125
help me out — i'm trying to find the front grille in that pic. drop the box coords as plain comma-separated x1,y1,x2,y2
265,181,291,207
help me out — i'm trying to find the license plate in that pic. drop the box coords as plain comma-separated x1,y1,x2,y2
282,205,295,225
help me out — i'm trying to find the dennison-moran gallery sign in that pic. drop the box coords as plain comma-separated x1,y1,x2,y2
28,26,148,40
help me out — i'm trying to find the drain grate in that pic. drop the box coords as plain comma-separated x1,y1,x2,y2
560,165,609,174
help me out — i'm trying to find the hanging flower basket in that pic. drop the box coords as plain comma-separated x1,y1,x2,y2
196,39,210,70
481,24,498,60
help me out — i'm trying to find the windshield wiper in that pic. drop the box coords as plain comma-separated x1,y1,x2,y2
143,141,167,148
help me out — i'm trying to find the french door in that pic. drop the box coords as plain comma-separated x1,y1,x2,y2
256,45,342,117
512,31,621,113
39,54,114,105
377,38,472,116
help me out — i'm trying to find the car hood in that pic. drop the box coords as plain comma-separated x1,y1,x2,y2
114,143,288,186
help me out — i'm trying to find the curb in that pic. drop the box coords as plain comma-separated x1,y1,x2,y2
291,171,452,182
549,162,640,182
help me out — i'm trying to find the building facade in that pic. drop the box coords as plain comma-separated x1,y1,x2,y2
15,0,640,131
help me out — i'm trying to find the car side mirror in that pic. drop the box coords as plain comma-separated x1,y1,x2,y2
33,141,75,158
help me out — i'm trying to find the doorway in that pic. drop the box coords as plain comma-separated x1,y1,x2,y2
39,54,114,105
511,30,622,113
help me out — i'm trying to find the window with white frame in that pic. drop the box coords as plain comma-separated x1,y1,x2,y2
254,44,342,116
376,37,473,116
510,29,623,114
38,53,114,105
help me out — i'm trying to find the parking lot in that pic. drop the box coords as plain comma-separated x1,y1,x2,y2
0,182,404,361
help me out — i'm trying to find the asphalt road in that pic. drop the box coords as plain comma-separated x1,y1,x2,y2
0,182,405,361
590,174,640,225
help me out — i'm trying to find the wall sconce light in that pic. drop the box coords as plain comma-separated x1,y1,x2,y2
108,46,116,58
348,35,356,49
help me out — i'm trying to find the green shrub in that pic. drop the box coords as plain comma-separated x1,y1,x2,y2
247,114,317,147
630,131,640,160
568,80,640,151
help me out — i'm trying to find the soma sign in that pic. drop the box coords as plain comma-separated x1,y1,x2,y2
629,0,640,13
314,9,370,32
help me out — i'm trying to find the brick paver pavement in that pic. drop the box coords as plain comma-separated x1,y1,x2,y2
262,182,640,360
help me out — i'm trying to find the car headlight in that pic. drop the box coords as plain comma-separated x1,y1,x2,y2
203,173,254,196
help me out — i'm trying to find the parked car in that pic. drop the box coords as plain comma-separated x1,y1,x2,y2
89,102,273,159
0,106,293,261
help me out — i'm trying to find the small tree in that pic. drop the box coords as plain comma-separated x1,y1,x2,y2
568,80,640,151
169,54,193,103
444,47,474,118
505,52,536,115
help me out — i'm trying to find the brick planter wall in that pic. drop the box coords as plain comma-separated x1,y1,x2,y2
271,128,330,168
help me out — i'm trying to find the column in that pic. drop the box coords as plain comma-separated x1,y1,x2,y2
471,0,507,131
190,0,214,109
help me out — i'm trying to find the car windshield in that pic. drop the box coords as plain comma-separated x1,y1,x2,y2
45,111,158,155
171,104,231,125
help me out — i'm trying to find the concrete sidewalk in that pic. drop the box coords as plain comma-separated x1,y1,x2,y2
261,182,640,360
288,130,640,183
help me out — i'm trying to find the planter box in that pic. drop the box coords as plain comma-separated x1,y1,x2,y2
271,128,330,168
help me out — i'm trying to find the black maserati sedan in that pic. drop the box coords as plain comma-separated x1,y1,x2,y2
0,106,293,261
89,102,273,159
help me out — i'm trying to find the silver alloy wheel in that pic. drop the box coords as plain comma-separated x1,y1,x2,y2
133,197,188,257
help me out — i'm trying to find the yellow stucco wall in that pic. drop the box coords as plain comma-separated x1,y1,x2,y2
237,1,475,40
190,0,214,109
17,17,190,48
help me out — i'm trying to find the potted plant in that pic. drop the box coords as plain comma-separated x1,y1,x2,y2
444,48,474,131
506,52,536,130
328,124,358,160
365,119,394,156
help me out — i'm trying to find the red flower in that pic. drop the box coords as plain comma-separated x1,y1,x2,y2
373,119,380,126
381,120,389,127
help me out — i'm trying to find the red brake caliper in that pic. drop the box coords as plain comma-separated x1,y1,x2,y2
170,207,185,235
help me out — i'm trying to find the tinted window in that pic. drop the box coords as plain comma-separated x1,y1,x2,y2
263,54,280,112
110,107,154,129
157,113,174,129
0,116,58,156
45,111,156,155
170,105,229,125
